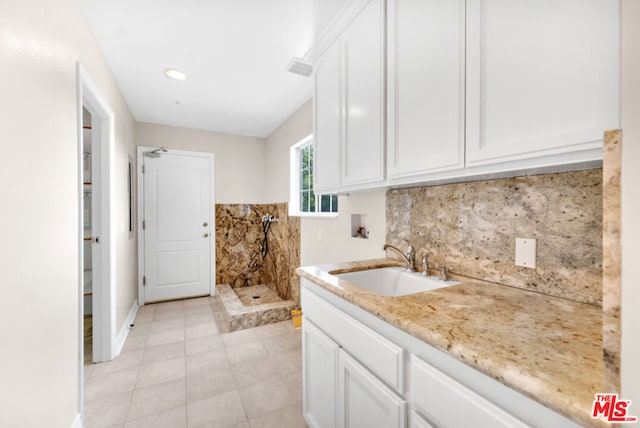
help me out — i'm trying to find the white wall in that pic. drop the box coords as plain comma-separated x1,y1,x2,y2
0,0,137,426
264,100,386,266
620,0,640,406
264,101,314,203
136,122,267,204
300,192,386,266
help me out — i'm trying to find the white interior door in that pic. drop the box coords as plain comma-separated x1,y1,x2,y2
142,149,214,302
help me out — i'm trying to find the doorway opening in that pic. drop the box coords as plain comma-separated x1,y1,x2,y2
77,63,116,419
82,107,93,365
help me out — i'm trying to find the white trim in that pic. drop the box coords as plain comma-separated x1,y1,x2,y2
136,147,144,305
304,0,374,64
69,413,83,428
78,64,116,364
296,212,339,219
137,147,216,305
289,135,313,216
290,135,340,217
116,300,139,354
77,62,116,422
76,63,84,425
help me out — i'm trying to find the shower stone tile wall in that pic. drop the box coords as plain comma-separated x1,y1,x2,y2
216,202,301,304
386,169,603,306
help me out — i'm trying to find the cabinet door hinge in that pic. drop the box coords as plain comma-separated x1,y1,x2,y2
142,164,146,174
142,220,146,230
143,276,146,286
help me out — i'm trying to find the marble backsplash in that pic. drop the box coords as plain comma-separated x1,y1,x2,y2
602,130,622,393
386,169,603,306
216,203,301,304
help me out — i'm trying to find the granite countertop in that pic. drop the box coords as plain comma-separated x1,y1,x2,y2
297,258,605,428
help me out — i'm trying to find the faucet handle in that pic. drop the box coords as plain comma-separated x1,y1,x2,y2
421,253,429,276
405,245,415,272
438,266,449,281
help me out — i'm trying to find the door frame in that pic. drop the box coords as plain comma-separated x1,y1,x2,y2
76,63,116,414
137,147,216,305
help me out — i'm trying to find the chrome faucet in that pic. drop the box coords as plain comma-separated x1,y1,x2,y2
383,244,415,272
421,253,429,276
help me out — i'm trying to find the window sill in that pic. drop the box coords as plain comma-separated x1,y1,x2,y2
290,212,339,219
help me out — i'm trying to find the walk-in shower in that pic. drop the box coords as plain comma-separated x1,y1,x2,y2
215,205,300,332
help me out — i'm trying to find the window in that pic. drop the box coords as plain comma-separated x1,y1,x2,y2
290,135,338,216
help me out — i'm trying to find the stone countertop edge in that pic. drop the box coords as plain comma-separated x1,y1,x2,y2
296,258,607,428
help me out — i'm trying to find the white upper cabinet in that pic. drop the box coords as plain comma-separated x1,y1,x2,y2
312,0,385,193
465,0,620,170
314,40,342,193
386,0,465,182
341,0,386,188
312,0,619,192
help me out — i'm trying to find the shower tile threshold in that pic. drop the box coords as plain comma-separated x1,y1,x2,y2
217,284,297,332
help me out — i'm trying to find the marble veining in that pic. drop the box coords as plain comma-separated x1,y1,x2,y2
386,169,603,305
602,130,622,393
215,203,301,304
297,259,605,427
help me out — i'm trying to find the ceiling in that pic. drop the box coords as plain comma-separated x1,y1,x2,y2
79,0,348,137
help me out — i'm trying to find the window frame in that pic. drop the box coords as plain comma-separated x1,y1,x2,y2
289,135,339,218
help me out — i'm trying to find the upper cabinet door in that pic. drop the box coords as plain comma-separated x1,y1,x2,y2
314,40,343,193
387,0,465,181
465,0,620,167
341,0,386,187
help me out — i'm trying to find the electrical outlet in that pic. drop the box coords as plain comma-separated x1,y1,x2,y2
515,238,536,269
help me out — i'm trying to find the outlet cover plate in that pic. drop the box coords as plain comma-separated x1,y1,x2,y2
515,238,536,269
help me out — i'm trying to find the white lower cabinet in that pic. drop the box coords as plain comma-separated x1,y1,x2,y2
301,281,582,428
410,355,527,428
410,412,435,428
302,320,339,428
338,349,407,428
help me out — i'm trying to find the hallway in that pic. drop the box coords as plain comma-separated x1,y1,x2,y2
83,296,305,428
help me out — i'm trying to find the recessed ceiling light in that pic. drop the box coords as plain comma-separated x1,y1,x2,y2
164,69,186,81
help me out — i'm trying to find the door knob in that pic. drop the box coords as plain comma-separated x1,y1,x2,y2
203,233,209,238
202,222,208,227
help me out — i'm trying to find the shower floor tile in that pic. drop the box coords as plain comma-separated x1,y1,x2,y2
217,284,297,332
234,284,283,306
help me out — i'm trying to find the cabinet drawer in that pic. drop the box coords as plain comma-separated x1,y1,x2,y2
410,355,527,428
302,287,404,393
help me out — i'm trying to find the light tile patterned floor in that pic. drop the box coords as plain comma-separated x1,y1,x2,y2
83,295,306,428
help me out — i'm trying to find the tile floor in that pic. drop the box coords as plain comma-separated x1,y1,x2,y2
83,295,306,428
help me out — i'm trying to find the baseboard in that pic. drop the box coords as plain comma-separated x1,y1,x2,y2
70,413,83,428
115,299,139,355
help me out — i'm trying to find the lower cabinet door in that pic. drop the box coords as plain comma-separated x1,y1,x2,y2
410,412,435,428
410,355,527,428
338,349,407,428
303,320,339,428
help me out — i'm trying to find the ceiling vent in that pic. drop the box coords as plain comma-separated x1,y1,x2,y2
286,57,313,77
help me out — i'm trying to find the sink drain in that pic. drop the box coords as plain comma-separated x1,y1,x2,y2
252,295,260,299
